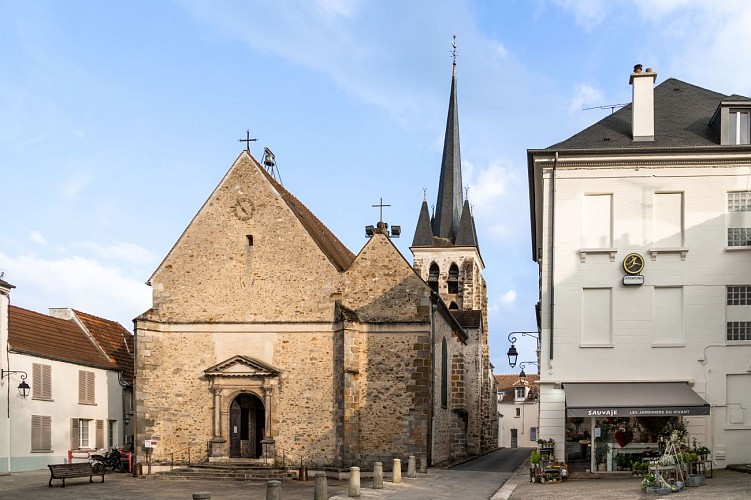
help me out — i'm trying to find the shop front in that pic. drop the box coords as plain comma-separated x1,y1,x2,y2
563,382,710,472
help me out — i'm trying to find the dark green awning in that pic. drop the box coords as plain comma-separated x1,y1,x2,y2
564,382,710,418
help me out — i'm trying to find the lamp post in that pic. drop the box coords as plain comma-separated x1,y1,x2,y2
506,331,540,368
2,369,30,418
518,361,538,381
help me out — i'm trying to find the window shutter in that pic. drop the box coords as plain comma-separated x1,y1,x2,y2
70,418,80,450
42,416,52,450
78,371,86,404
42,364,52,399
33,364,41,398
87,372,95,404
31,415,41,450
96,419,104,449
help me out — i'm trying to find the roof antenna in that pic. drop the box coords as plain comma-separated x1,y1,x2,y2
583,103,628,114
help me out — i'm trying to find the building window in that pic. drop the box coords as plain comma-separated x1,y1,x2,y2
729,110,751,145
32,363,52,400
515,387,526,399
530,427,537,441
727,193,751,247
31,415,52,452
440,338,448,408
428,263,439,293
76,419,92,449
447,263,459,294
78,370,95,405
582,194,612,248
108,420,117,449
654,192,684,247
726,286,751,341
515,408,521,417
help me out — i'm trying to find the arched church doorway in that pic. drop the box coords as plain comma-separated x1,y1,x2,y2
229,393,265,458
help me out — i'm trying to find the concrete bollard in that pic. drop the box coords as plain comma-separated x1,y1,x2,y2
266,480,281,500
348,466,361,497
192,493,211,500
408,455,416,478
373,462,383,489
419,453,427,473
314,472,328,500
392,458,402,483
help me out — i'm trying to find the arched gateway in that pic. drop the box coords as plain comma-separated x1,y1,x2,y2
204,355,280,459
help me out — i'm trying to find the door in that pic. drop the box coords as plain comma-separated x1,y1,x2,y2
511,429,518,448
229,394,265,458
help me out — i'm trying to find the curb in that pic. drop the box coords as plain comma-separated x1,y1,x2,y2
490,456,530,500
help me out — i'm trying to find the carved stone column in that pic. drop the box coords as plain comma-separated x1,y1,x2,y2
209,387,227,457
260,385,276,459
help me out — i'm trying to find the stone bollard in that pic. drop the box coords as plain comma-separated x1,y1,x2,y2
392,458,402,483
314,472,328,500
408,455,416,478
266,480,281,500
373,462,383,489
348,466,361,497
419,453,427,474
192,493,211,500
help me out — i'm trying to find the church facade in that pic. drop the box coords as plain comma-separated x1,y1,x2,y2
134,62,496,468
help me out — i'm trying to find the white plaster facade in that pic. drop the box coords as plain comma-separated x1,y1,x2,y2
528,72,751,469
497,382,538,449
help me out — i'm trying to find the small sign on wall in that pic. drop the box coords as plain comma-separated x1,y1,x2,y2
144,440,158,448
623,275,645,286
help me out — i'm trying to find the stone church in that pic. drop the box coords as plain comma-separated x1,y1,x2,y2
134,61,497,468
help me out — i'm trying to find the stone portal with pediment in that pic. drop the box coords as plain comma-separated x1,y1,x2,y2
204,355,280,460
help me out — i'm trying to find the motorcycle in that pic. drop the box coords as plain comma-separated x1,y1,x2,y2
90,448,124,473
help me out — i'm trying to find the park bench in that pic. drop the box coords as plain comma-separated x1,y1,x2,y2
47,462,105,487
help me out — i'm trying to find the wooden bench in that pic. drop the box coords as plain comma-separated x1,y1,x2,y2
48,462,105,487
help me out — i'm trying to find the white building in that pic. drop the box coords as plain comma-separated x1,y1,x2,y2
496,373,539,449
0,280,132,472
528,66,751,471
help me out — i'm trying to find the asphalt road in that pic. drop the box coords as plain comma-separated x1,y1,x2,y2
452,447,533,473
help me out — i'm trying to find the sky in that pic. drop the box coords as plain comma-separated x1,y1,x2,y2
2,0,751,374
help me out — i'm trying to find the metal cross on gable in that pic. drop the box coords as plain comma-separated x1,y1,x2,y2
238,129,258,153
372,197,391,223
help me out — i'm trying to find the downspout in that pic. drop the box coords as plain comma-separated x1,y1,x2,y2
428,291,438,465
549,152,558,362
132,319,138,473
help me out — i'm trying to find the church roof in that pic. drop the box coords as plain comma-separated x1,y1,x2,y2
411,200,434,247
255,155,355,272
8,305,116,370
74,310,134,384
454,199,479,248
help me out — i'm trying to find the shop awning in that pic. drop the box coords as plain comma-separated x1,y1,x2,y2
564,382,710,418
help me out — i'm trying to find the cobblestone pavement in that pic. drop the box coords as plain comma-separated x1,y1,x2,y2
1,461,748,499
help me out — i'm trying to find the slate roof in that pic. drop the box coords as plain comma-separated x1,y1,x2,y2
548,78,748,150
255,155,355,272
75,310,134,384
412,200,434,247
454,199,479,247
8,306,116,370
0,278,14,290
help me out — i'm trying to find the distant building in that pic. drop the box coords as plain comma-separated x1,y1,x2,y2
528,65,751,470
0,281,133,472
496,373,539,449
134,59,497,468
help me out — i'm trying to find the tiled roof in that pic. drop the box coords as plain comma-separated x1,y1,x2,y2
75,310,134,384
8,306,115,370
450,310,482,329
255,156,355,272
548,78,746,150
494,373,539,391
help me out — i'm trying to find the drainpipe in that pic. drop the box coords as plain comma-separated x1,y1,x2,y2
132,319,138,473
549,152,558,363
428,292,438,465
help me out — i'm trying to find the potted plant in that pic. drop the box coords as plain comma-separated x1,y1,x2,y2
530,450,541,468
696,446,710,460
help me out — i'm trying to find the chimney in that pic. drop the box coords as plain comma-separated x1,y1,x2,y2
629,64,658,142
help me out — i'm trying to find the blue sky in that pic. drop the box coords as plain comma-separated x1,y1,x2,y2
2,0,751,373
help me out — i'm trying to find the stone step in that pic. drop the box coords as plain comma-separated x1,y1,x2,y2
151,465,297,482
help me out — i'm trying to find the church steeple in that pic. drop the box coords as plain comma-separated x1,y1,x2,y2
432,52,463,242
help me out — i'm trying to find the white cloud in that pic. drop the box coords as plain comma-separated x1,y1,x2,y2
60,170,93,199
314,0,358,18
0,251,151,329
552,0,611,29
464,160,513,214
570,83,605,112
500,289,517,305
80,242,158,265
29,230,47,245
488,40,508,59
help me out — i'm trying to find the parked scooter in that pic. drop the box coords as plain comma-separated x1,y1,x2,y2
90,448,124,473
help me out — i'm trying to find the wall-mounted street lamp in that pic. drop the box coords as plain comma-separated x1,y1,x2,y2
2,369,30,418
506,331,541,368
518,361,538,381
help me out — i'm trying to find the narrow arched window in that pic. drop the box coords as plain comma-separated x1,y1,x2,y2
447,263,459,294
428,263,440,293
441,338,448,408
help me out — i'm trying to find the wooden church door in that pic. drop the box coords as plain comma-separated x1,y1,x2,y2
229,394,264,458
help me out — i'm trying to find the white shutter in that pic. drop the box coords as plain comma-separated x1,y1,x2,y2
96,419,104,449
71,418,80,450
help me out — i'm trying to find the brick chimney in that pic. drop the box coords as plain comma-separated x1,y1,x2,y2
629,64,658,142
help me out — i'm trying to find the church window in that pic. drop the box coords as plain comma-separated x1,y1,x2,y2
247,235,254,246
447,263,459,294
440,338,448,408
428,263,440,293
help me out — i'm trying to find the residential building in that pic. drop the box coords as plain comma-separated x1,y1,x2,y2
496,373,539,449
528,65,751,470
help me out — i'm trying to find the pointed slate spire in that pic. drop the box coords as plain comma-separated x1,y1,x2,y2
432,60,463,242
455,199,479,249
412,199,434,247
